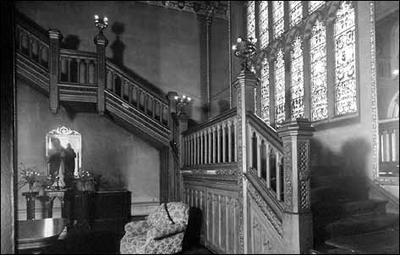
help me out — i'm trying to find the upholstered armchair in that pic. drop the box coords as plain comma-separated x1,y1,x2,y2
120,202,189,254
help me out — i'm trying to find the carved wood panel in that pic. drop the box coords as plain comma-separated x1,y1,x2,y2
183,182,240,254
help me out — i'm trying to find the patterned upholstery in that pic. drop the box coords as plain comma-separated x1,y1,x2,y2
120,202,189,254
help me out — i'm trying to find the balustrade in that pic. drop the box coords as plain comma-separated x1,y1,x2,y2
247,114,284,203
105,62,170,127
16,24,49,70
59,49,97,85
379,118,399,177
182,109,237,168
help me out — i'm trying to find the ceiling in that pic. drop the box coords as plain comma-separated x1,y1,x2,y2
136,1,229,20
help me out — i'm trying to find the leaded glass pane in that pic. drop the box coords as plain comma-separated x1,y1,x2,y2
289,1,303,28
274,49,285,126
290,37,304,119
310,19,328,121
309,1,325,13
247,1,256,40
272,1,284,39
334,1,357,115
259,1,269,49
261,59,270,124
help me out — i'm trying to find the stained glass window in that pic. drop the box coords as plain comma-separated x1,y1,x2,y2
290,37,304,120
309,1,325,13
274,49,285,126
289,1,303,28
259,1,269,49
261,59,270,124
247,1,256,40
310,19,328,121
334,1,357,115
272,1,284,39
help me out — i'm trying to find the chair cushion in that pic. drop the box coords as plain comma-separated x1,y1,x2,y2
147,222,187,240
120,232,147,254
124,220,150,235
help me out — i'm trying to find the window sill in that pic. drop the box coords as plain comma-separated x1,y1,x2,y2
312,113,360,131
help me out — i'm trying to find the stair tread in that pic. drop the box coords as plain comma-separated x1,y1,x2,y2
326,227,399,254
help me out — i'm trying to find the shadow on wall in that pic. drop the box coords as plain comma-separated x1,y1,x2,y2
310,137,370,178
108,21,166,99
61,34,81,50
182,207,203,250
218,99,230,114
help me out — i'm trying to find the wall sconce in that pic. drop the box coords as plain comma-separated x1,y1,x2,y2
94,14,109,34
174,94,192,114
232,36,257,69
178,1,185,10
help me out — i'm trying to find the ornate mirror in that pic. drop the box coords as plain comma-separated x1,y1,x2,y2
46,126,82,181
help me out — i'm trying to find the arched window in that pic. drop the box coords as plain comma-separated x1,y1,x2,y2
274,49,285,126
290,36,305,119
334,1,357,115
310,19,328,121
245,1,359,127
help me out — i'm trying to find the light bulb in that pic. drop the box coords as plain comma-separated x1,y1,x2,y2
232,45,237,50
237,37,242,43
182,95,186,99
187,97,191,101
174,96,179,100
94,15,99,20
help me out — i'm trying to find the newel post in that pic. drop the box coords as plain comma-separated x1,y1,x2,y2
277,118,315,254
233,67,258,254
48,29,61,114
94,31,108,115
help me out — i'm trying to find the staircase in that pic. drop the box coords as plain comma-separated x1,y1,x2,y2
310,168,399,254
15,10,171,150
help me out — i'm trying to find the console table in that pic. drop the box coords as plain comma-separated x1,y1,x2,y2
17,218,67,254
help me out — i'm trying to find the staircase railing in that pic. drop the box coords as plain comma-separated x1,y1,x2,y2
15,10,170,139
378,118,399,177
182,108,238,169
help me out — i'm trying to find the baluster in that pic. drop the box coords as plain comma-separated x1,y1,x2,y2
384,131,390,162
266,144,270,188
276,153,281,201
66,58,71,82
226,120,231,163
191,135,194,166
222,122,227,163
217,125,221,163
257,136,262,177
31,39,38,62
200,131,204,165
197,132,201,165
212,127,217,164
79,60,86,83
28,36,33,59
194,134,197,166
152,97,156,119
208,128,212,164
248,126,253,170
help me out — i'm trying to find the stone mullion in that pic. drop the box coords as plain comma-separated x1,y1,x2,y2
228,120,232,162
326,18,335,119
268,3,276,126
284,1,291,121
257,133,262,177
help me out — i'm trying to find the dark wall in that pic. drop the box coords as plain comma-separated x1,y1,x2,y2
16,80,160,218
1,2,15,253
210,17,230,117
16,1,207,121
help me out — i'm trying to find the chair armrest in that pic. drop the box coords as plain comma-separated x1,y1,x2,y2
124,220,150,235
147,222,187,240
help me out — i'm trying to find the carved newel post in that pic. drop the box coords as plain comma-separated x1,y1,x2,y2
277,118,315,254
232,36,258,254
94,15,109,115
48,29,61,114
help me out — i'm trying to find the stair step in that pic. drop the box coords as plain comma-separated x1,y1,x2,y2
311,175,364,188
312,200,388,219
326,226,399,254
326,213,399,238
311,186,369,204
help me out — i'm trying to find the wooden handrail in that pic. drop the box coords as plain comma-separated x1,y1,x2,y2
106,61,168,105
60,49,97,60
182,108,237,136
15,11,50,46
246,112,283,151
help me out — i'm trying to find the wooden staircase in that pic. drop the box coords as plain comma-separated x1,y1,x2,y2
310,170,399,254
15,10,171,150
